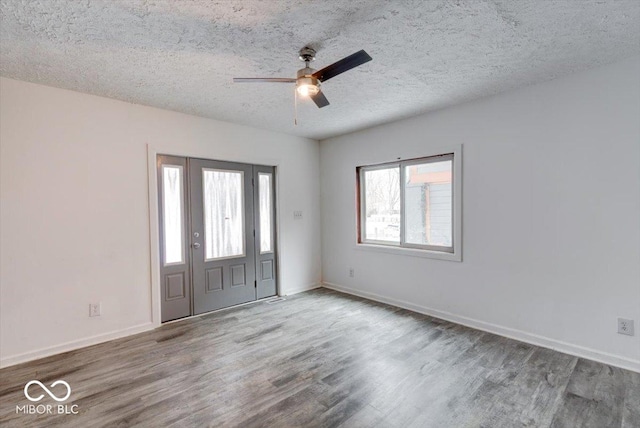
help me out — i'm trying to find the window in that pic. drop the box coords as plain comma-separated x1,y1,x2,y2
357,150,460,259
202,169,245,260
162,165,185,265
258,173,273,253
361,166,401,244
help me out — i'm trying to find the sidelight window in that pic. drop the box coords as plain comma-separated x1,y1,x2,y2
258,173,274,253
162,165,185,265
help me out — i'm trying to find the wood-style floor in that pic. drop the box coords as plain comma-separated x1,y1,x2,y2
0,288,638,427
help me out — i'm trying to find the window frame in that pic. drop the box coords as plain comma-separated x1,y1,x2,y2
356,146,462,262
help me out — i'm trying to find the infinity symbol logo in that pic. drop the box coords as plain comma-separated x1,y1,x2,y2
24,380,71,402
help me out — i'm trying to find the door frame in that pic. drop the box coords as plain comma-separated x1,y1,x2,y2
147,144,283,327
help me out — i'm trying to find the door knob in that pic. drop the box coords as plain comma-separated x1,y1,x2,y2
193,242,201,249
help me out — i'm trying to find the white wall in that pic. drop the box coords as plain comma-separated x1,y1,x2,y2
320,57,640,371
2,57,639,371
0,77,321,366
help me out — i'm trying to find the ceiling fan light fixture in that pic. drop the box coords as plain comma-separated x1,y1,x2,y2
296,76,320,97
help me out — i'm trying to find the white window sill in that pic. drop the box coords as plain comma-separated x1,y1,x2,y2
354,243,462,262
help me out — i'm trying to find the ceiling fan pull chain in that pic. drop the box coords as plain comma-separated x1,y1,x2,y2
294,86,298,126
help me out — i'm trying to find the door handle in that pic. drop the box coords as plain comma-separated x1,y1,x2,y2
193,242,201,249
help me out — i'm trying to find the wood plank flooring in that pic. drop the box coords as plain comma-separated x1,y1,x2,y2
0,288,638,427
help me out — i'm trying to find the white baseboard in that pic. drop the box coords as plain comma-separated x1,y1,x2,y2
282,282,322,296
0,322,155,369
322,282,640,373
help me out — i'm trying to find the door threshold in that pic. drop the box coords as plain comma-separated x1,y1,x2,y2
162,295,281,325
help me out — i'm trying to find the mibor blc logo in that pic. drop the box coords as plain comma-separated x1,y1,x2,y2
16,380,79,415
24,380,71,402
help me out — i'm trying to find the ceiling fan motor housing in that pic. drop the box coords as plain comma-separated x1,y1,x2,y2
298,47,316,62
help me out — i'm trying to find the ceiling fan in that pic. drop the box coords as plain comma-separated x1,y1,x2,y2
233,47,372,108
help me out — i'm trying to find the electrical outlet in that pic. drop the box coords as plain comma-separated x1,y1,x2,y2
349,268,354,278
89,303,101,317
293,210,303,220
618,318,634,336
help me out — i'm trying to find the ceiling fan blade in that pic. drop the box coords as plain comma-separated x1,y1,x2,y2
310,90,330,108
312,50,372,82
233,78,296,83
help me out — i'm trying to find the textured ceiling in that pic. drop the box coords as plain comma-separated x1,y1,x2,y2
1,1,639,140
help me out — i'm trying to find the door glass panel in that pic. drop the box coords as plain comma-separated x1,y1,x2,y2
203,169,245,260
162,165,184,265
403,159,453,247
259,173,273,253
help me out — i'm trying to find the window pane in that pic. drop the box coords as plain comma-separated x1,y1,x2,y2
364,167,400,243
404,160,452,247
259,173,273,253
162,165,184,265
203,169,245,259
